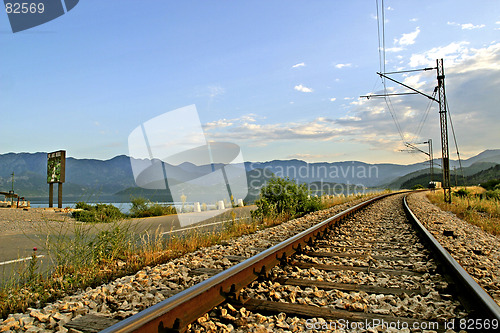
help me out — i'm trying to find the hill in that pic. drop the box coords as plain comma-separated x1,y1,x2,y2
1,149,499,201
398,164,500,189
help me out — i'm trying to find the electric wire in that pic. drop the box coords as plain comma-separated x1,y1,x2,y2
411,90,436,144
376,0,406,144
446,99,466,186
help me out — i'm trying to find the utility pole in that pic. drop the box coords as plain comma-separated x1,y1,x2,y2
453,166,458,187
402,140,433,186
10,172,15,206
428,139,434,185
363,58,452,203
436,59,451,203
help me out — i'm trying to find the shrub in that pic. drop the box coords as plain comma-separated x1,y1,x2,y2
480,179,500,191
72,202,125,223
453,188,470,198
252,177,324,219
485,189,500,200
129,197,176,218
75,201,93,210
130,197,148,214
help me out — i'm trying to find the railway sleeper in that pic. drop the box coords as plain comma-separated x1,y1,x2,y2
227,298,448,333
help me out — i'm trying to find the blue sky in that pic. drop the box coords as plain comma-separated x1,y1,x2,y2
1,1,499,164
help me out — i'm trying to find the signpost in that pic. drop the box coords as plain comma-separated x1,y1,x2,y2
47,150,66,208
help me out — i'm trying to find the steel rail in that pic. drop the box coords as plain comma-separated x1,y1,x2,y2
403,195,500,322
100,191,398,333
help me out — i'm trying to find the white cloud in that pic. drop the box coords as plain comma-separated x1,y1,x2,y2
335,63,352,69
204,43,500,158
408,41,500,72
292,62,305,68
409,41,470,68
402,73,426,90
410,18,418,22
204,117,349,144
448,22,485,30
338,115,361,121
344,42,500,153
385,47,404,53
287,152,344,160
394,27,420,46
204,119,233,129
203,114,258,130
386,27,420,53
329,97,336,102
294,84,313,93
461,23,485,30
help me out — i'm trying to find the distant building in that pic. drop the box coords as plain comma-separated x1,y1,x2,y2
428,181,442,189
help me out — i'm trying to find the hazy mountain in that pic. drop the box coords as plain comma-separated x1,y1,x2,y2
460,150,500,166
397,164,500,190
1,150,498,201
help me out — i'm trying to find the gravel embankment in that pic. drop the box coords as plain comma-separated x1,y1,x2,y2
406,192,500,307
0,197,370,333
188,194,466,333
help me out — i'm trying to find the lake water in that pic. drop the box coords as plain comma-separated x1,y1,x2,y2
29,202,216,213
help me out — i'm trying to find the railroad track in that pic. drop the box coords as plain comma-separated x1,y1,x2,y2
98,192,500,333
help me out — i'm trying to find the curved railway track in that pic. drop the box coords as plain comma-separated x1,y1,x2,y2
99,192,500,333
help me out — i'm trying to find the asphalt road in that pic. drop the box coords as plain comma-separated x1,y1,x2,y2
0,206,255,285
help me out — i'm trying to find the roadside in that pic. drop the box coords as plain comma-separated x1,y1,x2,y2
0,189,374,320
0,206,255,276
426,186,500,236
0,208,77,281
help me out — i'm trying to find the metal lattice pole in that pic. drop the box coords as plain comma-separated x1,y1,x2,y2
436,59,451,203
428,139,434,186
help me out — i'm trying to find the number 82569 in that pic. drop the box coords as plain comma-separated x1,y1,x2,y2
5,2,45,14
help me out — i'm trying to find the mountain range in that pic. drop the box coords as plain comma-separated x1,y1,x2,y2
0,149,499,202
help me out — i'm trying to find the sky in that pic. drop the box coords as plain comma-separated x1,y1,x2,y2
1,0,499,165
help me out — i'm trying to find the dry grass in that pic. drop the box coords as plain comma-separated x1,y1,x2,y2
427,187,500,236
0,193,375,319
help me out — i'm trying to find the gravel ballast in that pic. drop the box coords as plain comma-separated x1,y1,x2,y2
187,193,466,333
406,192,500,307
2,192,497,332
0,197,370,333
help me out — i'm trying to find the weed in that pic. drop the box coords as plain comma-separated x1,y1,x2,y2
72,202,126,223
129,197,176,218
427,187,500,236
